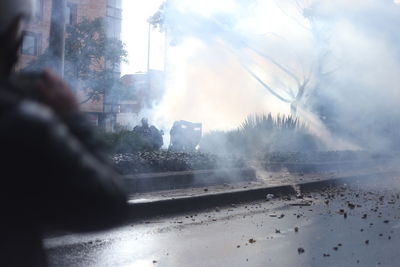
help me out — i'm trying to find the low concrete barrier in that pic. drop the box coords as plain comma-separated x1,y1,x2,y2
265,159,391,173
124,168,257,193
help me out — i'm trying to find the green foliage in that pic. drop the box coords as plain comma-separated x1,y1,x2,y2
240,114,306,132
200,113,320,155
148,2,180,46
148,2,167,32
24,18,130,104
97,129,159,154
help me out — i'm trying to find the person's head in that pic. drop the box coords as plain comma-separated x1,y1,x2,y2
0,0,35,78
141,118,149,128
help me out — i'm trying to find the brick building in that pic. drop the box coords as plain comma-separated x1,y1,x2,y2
17,0,122,127
116,70,166,128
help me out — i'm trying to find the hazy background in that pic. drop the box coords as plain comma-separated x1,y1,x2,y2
121,0,400,151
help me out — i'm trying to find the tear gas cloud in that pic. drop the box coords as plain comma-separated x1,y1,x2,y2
141,0,400,151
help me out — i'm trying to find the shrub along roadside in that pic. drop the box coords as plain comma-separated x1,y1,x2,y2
200,113,320,156
97,113,320,158
96,130,158,154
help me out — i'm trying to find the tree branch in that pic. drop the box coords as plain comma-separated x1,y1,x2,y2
246,43,302,86
241,62,292,104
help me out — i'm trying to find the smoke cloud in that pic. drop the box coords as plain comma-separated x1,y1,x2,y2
146,0,400,151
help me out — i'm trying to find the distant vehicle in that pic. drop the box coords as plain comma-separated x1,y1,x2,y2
169,120,202,152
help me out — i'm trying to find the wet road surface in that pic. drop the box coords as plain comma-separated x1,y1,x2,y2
46,178,400,267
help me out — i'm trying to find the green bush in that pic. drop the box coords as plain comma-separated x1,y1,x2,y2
200,113,320,155
96,130,158,154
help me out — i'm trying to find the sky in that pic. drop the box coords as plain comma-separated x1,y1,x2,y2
121,0,400,76
121,0,165,75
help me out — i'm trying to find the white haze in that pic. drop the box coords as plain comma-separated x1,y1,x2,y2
130,0,400,151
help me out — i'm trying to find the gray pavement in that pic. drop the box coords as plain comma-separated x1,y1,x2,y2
46,173,400,267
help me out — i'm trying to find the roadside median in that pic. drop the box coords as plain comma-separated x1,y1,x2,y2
125,167,400,219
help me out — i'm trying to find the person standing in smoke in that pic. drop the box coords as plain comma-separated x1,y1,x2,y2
0,1,128,266
133,118,164,150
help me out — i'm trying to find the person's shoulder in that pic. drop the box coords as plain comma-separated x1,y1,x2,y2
16,100,57,124
0,99,58,131
0,100,62,148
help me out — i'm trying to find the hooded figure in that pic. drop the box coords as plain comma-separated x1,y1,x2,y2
0,1,128,266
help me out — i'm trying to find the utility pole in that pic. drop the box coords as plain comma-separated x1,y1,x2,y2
49,0,66,77
146,22,152,104
147,22,151,73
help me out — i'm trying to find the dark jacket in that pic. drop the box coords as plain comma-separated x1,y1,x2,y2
0,79,128,266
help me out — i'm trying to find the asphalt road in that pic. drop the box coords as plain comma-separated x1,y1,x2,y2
46,178,400,267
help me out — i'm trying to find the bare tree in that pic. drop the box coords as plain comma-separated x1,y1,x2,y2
149,0,336,115
240,0,336,115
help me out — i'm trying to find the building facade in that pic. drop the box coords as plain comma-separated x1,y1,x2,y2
18,0,122,127
116,70,166,129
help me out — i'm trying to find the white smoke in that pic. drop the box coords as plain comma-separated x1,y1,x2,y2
147,0,400,150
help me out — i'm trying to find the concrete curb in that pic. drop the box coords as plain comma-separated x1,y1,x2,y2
264,159,391,173
124,168,256,193
127,171,399,219
123,160,393,193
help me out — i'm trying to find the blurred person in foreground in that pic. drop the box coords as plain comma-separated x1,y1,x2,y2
0,1,128,266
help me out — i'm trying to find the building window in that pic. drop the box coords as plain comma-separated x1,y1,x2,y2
106,16,122,39
107,0,122,39
35,0,44,20
108,0,122,9
66,2,78,25
107,6,122,19
21,32,41,56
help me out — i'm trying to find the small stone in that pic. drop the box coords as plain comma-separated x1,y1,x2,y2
298,247,305,254
294,227,299,233
249,238,256,244
348,203,355,209
266,194,275,200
